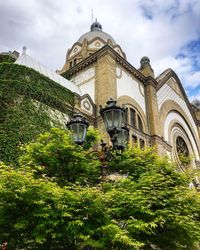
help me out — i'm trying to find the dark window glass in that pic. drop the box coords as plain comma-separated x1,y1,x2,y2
124,108,128,124
130,108,136,127
74,58,77,66
69,61,73,68
132,135,137,145
138,115,143,132
140,139,145,149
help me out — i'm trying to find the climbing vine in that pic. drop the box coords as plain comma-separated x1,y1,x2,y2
0,54,16,64
0,63,74,164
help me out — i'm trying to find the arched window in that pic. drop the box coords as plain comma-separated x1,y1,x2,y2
176,136,189,157
124,107,128,125
74,58,77,66
130,108,136,128
140,138,145,149
176,136,190,167
138,115,143,132
132,135,137,145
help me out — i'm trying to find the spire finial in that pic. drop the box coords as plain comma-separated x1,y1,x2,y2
90,19,102,31
22,46,27,55
91,9,93,23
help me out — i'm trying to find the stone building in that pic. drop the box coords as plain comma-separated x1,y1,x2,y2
7,20,200,174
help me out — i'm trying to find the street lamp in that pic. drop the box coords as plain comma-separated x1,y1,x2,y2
66,99,129,180
66,113,89,145
99,98,125,138
66,99,129,149
100,98,129,150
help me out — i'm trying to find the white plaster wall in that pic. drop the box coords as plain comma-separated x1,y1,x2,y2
116,67,146,113
71,68,95,86
69,45,81,58
79,79,95,103
164,111,199,160
88,40,104,49
157,83,198,137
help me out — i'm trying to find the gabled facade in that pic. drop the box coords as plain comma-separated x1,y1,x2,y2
59,21,200,177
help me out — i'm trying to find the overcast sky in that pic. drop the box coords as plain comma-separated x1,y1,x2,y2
0,0,200,100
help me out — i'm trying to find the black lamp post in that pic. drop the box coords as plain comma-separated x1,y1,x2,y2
66,113,89,145
66,99,129,179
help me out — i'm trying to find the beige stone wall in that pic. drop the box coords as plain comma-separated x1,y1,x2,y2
94,53,117,144
145,82,161,137
95,53,117,108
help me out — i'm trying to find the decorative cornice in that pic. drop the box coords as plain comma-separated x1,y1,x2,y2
145,76,158,88
151,134,172,151
156,69,198,124
62,45,146,84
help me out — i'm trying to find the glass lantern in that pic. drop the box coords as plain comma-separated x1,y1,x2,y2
100,99,125,137
66,113,89,145
116,126,129,150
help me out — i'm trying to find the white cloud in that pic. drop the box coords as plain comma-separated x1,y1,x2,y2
0,0,200,99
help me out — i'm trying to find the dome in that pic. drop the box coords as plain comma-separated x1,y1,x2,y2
77,21,116,44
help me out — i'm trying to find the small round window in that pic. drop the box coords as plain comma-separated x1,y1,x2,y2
176,136,189,157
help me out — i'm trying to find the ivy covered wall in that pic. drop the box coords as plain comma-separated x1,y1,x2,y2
0,54,16,64
0,63,74,164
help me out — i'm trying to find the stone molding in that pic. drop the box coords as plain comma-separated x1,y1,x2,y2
159,100,200,153
156,69,197,125
63,45,146,84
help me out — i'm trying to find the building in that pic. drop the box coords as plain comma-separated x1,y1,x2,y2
1,20,200,175
58,20,200,172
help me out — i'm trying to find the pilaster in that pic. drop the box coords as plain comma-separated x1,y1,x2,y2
95,53,117,143
95,53,117,108
145,78,164,153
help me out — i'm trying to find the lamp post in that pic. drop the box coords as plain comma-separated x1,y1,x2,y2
66,99,129,180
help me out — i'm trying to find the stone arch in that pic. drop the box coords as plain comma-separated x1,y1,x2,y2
117,95,147,133
159,99,199,145
163,110,200,161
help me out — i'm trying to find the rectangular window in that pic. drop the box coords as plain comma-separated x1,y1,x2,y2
124,108,128,125
138,115,143,132
132,135,137,145
140,139,145,149
130,109,136,127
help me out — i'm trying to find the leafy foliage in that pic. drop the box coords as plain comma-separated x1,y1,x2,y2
0,133,200,249
0,163,141,250
0,63,74,164
108,147,158,180
20,128,101,186
84,126,101,150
